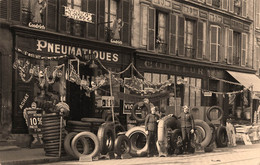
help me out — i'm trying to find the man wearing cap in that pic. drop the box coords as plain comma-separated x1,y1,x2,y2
178,105,195,153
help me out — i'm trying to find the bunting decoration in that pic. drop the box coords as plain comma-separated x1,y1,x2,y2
16,48,67,60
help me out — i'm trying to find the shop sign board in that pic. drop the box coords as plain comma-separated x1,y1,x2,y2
24,108,43,134
203,92,212,97
64,6,94,23
102,96,114,107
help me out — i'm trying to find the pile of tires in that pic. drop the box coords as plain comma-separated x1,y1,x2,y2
125,126,148,157
81,118,105,134
42,113,66,157
66,120,92,133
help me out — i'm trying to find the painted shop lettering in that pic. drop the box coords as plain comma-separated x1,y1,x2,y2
36,40,119,62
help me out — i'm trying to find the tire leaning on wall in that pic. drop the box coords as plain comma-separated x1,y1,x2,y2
206,106,224,121
71,131,100,159
131,102,150,123
204,122,216,152
97,122,116,155
125,126,149,157
194,120,212,147
114,135,131,156
215,125,228,148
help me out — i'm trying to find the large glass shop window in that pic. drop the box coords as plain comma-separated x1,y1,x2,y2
14,56,66,113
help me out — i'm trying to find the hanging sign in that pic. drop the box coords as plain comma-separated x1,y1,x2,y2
123,102,134,114
203,92,212,97
64,6,94,23
24,107,43,134
102,96,114,107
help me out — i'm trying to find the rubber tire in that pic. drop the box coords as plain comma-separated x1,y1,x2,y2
194,120,212,147
206,106,223,121
42,129,65,134
131,102,150,123
114,135,130,156
125,126,148,157
42,119,60,125
42,122,61,127
215,126,228,148
97,122,115,155
71,131,100,159
206,122,216,146
67,120,92,127
81,118,105,123
64,132,89,157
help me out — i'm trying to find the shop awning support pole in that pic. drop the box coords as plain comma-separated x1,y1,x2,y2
109,72,115,123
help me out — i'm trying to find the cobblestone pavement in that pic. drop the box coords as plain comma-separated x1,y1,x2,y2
39,144,260,165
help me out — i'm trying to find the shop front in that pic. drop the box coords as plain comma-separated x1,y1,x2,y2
12,27,133,135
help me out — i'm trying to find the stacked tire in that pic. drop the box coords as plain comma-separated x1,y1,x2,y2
204,122,216,152
215,125,228,148
42,113,66,157
81,118,106,134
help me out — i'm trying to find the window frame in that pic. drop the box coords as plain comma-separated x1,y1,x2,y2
210,25,221,62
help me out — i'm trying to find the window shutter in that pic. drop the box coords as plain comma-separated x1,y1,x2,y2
98,0,105,40
197,21,203,59
206,0,212,5
257,1,260,29
210,25,218,62
87,0,97,38
148,7,155,51
241,33,247,66
0,0,8,19
242,0,247,17
11,0,21,21
47,0,57,30
193,21,197,58
169,14,176,55
59,0,67,32
229,0,234,13
222,0,228,10
227,28,233,64
121,0,130,45
178,16,185,56
141,4,148,46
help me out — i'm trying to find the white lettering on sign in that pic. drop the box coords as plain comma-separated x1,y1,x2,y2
20,93,29,110
64,6,94,23
28,22,46,30
36,40,119,62
101,96,114,107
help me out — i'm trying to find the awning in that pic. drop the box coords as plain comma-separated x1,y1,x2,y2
227,70,260,92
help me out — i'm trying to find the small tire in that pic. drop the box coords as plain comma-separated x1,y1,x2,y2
206,106,223,121
194,120,212,147
131,102,150,123
71,131,100,159
114,135,131,156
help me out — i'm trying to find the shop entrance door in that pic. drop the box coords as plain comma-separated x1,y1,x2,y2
68,63,95,121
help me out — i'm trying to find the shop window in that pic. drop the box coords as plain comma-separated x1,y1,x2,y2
184,19,196,58
233,31,241,65
0,0,8,19
197,21,206,59
257,1,260,29
210,25,221,62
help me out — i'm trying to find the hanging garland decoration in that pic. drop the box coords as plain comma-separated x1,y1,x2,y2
15,48,68,60
13,58,64,86
209,76,243,86
66,64,108,93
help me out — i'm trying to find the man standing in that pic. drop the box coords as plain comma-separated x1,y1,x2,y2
178,105,195,153
145,106,159,157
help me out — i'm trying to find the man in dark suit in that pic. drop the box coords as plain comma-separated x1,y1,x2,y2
145,106,159,157
178,105,195,153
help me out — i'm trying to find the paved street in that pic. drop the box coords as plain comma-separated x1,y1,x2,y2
39,143,260,165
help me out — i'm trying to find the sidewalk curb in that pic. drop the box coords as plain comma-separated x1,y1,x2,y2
0,156,74,165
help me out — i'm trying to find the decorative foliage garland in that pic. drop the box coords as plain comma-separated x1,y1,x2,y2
66,64,108,93
13,58,64,87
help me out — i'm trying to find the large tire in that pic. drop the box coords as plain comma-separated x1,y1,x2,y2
97,122,115,155
157,116,180,142
71,131,100,159
204,122,216,152
114,135,131,156
64,132,89,158
131,102,150,123
194,120,212,147
206,106,223,121
170,129,183,155
125,126,148,157
215,126,228,148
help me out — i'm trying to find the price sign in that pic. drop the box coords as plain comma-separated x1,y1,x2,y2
24,108,43,134
101,96,114,107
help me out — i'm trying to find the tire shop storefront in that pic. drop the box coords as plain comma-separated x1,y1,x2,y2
12,26,133,138
135,52,231,124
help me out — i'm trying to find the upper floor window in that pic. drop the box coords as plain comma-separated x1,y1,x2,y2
197,21,206,59
184,19,196,58
155,11,167,54
256,1,260,29
230,0,247,17
212,0,220,8
210,25,221,62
